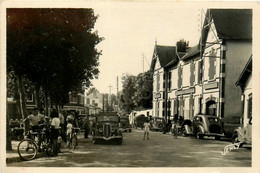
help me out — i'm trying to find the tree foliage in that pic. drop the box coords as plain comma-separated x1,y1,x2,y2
7,8,103,108
120,71,153,113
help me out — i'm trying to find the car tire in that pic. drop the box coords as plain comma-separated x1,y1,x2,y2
181,127,187,137
92,138,97,144
117,138,123,145
232,133,243,147
196,128,203,139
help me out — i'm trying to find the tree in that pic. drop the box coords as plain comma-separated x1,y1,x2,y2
120,74,137,113
7,9,103,116
133,71,153,109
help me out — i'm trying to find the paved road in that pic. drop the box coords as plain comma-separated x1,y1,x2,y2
7,129,251,167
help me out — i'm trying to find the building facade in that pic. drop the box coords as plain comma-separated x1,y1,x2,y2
150,9,252,128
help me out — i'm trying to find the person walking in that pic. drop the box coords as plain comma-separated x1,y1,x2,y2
143,119,150,140
50,110,60,156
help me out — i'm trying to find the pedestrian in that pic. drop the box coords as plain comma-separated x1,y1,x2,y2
50,110,60,156
83,116,90,139
143,119,150,140
59,110,66,142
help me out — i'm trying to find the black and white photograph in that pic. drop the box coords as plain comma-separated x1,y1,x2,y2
1,1,260,172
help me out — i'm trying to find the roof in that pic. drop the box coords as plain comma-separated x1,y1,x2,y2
181,44,200,60
150,45,178,71
207,9,252,40
235,55,252,88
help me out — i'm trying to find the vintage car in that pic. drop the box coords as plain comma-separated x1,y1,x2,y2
120,116,132,132
232,117,252,147
150,117,164,131
182,114,224,140
134,114,148,129
92,112,123,145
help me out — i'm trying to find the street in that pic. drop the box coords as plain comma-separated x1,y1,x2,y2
7,129,251,167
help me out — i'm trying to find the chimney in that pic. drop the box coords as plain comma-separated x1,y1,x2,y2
176,39,188,52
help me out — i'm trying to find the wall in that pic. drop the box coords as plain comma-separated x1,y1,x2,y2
224,40,252,123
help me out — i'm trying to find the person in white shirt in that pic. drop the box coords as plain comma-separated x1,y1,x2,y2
143,120,150,140
66,120,73,146
50,110,60,156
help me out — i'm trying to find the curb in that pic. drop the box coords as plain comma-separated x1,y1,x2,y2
6,152,46,164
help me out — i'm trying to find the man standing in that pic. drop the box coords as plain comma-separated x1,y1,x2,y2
143,120,150,140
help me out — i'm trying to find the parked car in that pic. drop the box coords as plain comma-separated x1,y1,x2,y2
120,116,132,132
232,117,252,147
150,117,164,131
134,114,148,129
182,114,224,140
92,112,123,145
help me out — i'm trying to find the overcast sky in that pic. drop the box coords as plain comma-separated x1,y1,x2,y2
91,4,203,94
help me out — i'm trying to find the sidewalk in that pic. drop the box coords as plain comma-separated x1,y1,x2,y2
6,140,47,164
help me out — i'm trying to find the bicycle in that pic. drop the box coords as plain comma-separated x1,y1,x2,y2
17,124,53,161
67,127,79,149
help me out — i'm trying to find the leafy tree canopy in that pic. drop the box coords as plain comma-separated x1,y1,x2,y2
7,8,103,106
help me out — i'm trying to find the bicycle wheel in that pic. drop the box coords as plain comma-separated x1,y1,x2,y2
17,139,38,161
71,134,78,149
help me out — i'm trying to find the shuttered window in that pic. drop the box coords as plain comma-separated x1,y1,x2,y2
190,62,195,86
198,60,203,84
189,96,194,119
209,49,217,80
178,66,183,89
248,94,252,119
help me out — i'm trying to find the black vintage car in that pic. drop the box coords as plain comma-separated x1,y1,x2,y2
134,114,148,129
182,114,224,140
92,112,123,145
120,116,132,132
150,117,164,131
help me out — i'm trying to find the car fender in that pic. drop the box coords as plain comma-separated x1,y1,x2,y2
233,129,244,142
196,125,205,135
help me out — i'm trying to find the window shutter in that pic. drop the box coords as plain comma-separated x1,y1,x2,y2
178,67,182,89
190,62,195,86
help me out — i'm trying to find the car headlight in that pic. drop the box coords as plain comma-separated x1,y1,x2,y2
99,128,103,132
111,128,115,132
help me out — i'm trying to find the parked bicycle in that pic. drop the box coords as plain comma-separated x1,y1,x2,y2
67,127,79,149
17,124,53,161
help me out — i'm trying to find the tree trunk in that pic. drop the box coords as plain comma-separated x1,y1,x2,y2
6,114,12,151
35,84,41,110
16,74,29,131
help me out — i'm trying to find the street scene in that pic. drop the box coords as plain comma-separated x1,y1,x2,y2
2,2,257,172
7,130,252,167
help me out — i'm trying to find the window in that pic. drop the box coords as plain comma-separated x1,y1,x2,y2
247,94,252,119
168,72,172,90
198,60,203,84
190,62,195,86
92,100,95,105
27,94,34,103
178,66,183,89
209,48,217,80
156,73,160,92
87,98,90,104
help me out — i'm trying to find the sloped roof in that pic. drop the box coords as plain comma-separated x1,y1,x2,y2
181,44,200,60
209,9,252,40
235,55,252,89
150,45,178,71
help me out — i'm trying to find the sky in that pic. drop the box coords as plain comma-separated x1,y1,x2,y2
91,4,202,94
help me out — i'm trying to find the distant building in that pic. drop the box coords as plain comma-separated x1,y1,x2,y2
85,89,103,115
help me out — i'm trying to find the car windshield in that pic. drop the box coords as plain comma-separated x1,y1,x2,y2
97,116,119,122
120,118,129,122
208,117,218,123
155,118,163,122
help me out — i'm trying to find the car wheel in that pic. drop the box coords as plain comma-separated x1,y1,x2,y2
117,138,123,145
129,129,132,132
181,127,187,137
232,133,243,147
196,128,203,139
92,138,97,144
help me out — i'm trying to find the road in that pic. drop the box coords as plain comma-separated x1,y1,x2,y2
7,129,251,167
